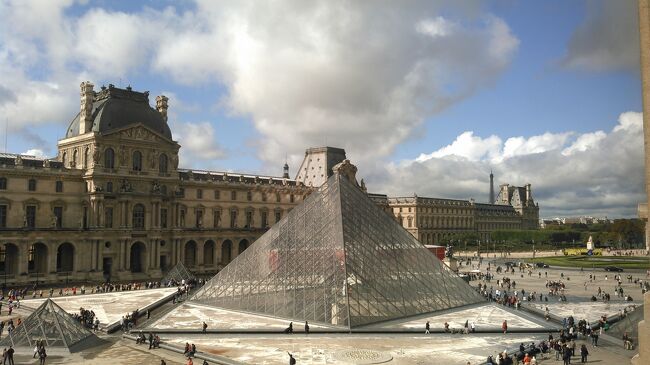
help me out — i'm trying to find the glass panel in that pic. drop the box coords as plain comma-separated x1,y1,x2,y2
192,175,483,329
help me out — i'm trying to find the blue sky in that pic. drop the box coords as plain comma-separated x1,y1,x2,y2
0,0,644,217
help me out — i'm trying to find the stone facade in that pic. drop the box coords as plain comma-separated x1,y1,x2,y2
638,0,650,252
0,82,540,286
0,83,310,285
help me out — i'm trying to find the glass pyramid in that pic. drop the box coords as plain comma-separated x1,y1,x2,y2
0,299,102,352
162,261,196,285
191,174,484,328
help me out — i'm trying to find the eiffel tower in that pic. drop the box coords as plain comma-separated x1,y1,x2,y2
192,172,483,328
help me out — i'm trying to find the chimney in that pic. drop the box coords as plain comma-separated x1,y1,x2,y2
283,162,290,179
79,81,94,134
500,184,510,203
525,183,532,202
156,95,169,122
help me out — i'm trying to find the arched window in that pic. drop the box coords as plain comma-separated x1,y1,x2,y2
132,151,142,171
104,148,115,169
72,150,78,168
159,154,168,174
83,147,89,169
61,152,67,167
133,204,145,229
106,182,113,193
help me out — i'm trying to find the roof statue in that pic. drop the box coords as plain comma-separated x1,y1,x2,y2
162,261,196,284
191,171,483,328
0,299,103,352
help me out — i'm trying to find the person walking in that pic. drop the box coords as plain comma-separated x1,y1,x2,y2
304,321,309,334
202,322,207,333
580,344,588,363
501,320,508,334
288,352,296,365
425,321,430,334
6,346,13,365
38,347,46,365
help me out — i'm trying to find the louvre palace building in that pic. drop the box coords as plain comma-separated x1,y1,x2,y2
0,82,538,285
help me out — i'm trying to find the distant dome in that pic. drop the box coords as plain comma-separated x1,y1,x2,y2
65,84,172,140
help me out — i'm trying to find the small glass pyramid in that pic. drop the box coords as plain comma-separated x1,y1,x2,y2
191,174,483,328
0,299,101,352
162,260,196,285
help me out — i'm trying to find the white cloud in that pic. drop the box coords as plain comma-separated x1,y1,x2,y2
172,121,225,166
416,132,502,162
152,1,519,166
369,112,645,217
22,148,46,158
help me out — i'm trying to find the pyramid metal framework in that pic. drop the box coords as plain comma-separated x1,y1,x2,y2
162,261,196,284
0,299,102,352
192,174,484,328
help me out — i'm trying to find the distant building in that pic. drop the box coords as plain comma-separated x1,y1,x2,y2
384,176,539,244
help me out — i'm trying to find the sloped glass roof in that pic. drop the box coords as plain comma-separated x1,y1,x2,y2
191,174,483,328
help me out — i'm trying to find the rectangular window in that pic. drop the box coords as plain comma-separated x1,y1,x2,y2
28,179,36,192
180,209,186,227
197,189,203,199
276,193,281,203
247,191,252,201
230,210,237,228
160,208,167,228
53,206,63,228
0,205,6,228
290,194,295,203
214,190,220,200
261,211,268,228
231,191,237,200
245,211,253,228
275,211,281,223
105,207,113,228
196,209,203,228
26,205,36,228
0,178,6,190
262,193,267,202
55,180,63,193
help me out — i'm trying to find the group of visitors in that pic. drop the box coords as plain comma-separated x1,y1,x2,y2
136,331,161,349
1,346,14,365
31,340,47,364
73,307,100,331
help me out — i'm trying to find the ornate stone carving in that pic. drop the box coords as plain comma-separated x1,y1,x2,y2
149,150,157,169
92,147,101,164
171,154,179,169
119,145,128,166
121,127,158,141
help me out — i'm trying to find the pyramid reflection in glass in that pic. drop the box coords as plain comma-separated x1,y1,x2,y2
192,174,483,328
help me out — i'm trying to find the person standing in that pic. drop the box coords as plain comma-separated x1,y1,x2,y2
288,352,296,365
38,347,46,365
202,322,207,333
425,321,430,334
502,320,508,334
304,321,309,334
580,344,589,363
6,346,13,365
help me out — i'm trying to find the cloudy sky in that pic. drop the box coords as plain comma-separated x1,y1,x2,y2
0,0,644,218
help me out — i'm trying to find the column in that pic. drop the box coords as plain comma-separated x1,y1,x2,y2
17,240,28,275
197,240,205,267
124,240,131,271
48,242,57,274
90,240,96,272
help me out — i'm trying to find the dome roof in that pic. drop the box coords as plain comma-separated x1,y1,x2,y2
65,85,172,140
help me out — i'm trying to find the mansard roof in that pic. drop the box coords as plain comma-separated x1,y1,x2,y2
65,84,172,140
